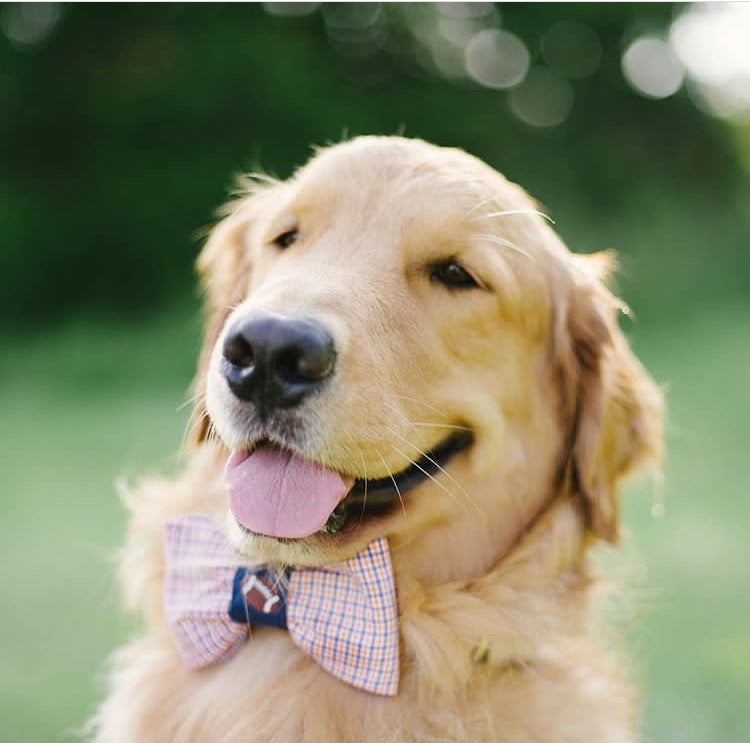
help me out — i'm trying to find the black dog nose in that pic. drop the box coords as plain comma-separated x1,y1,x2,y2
221,315,336,415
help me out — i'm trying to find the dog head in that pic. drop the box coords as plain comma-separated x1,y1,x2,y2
189,137,662,575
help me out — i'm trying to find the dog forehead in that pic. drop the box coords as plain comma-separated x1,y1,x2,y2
290,138,505,233
258,137,561,281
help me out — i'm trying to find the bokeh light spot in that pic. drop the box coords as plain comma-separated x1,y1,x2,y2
437,3,496,21
322,3,382,31
432,39,467,80
509,66,574,128
622,36,685,99
465,28,529,90
321,3,386,61
670,3,750,86
262,3,320,18
690,73,750,123
1,2,60,47
437,4,498,48
670,3,750,121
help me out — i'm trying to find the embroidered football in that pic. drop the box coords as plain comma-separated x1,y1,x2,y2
241,573,284,615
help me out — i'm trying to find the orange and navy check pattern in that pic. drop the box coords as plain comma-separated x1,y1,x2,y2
288,537,399,696
164,516,249,668
164,514,400,696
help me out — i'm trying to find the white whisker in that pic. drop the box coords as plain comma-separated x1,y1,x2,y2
386,428,480,514
473,208,554,224
375,449,408,524
379,399,472,433
466,195,501,217
177,389,203,412
389,443,477,516
391,395,452,420
357,448,369,526
380,399,413,426
409,422,473,432
206,419,219,444
180,404,210,453
476,233,534,261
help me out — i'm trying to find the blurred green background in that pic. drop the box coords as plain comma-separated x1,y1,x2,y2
1,3,748,741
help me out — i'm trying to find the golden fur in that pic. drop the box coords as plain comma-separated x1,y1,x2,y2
92,137,662,742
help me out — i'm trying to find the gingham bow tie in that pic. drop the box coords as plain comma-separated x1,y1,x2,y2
164,514,400,696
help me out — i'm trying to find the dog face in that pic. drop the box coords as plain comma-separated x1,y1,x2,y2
194,137,661,572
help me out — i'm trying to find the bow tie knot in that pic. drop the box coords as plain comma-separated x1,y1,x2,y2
164,514,399,696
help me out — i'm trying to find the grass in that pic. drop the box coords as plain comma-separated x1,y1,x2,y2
0,309,198,742
0,301,747,742
615,301,750,743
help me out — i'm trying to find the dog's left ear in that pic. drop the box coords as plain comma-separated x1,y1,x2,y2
557,252,663,542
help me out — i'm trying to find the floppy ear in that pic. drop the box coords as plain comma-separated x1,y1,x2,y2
186,185,278,446
558,252,663,542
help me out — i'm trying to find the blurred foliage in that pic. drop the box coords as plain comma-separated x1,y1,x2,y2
1,2,748,328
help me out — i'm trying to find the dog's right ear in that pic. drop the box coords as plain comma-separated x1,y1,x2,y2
554,252,663,542
186,185,277,446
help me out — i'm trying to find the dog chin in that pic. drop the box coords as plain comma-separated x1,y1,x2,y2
224,512,373,566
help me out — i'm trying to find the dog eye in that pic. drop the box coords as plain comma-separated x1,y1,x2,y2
429,260,479,289
272,229,298,249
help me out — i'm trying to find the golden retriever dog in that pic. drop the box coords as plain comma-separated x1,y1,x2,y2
92,136,662,742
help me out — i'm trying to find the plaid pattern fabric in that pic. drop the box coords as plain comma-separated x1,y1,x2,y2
164,515,249,668
163,514,400,696
288,538,399,696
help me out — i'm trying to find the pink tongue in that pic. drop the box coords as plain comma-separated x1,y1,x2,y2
225,445,353,539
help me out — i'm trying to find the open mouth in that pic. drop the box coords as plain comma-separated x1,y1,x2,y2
225,431,473,540
324,432,473,533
